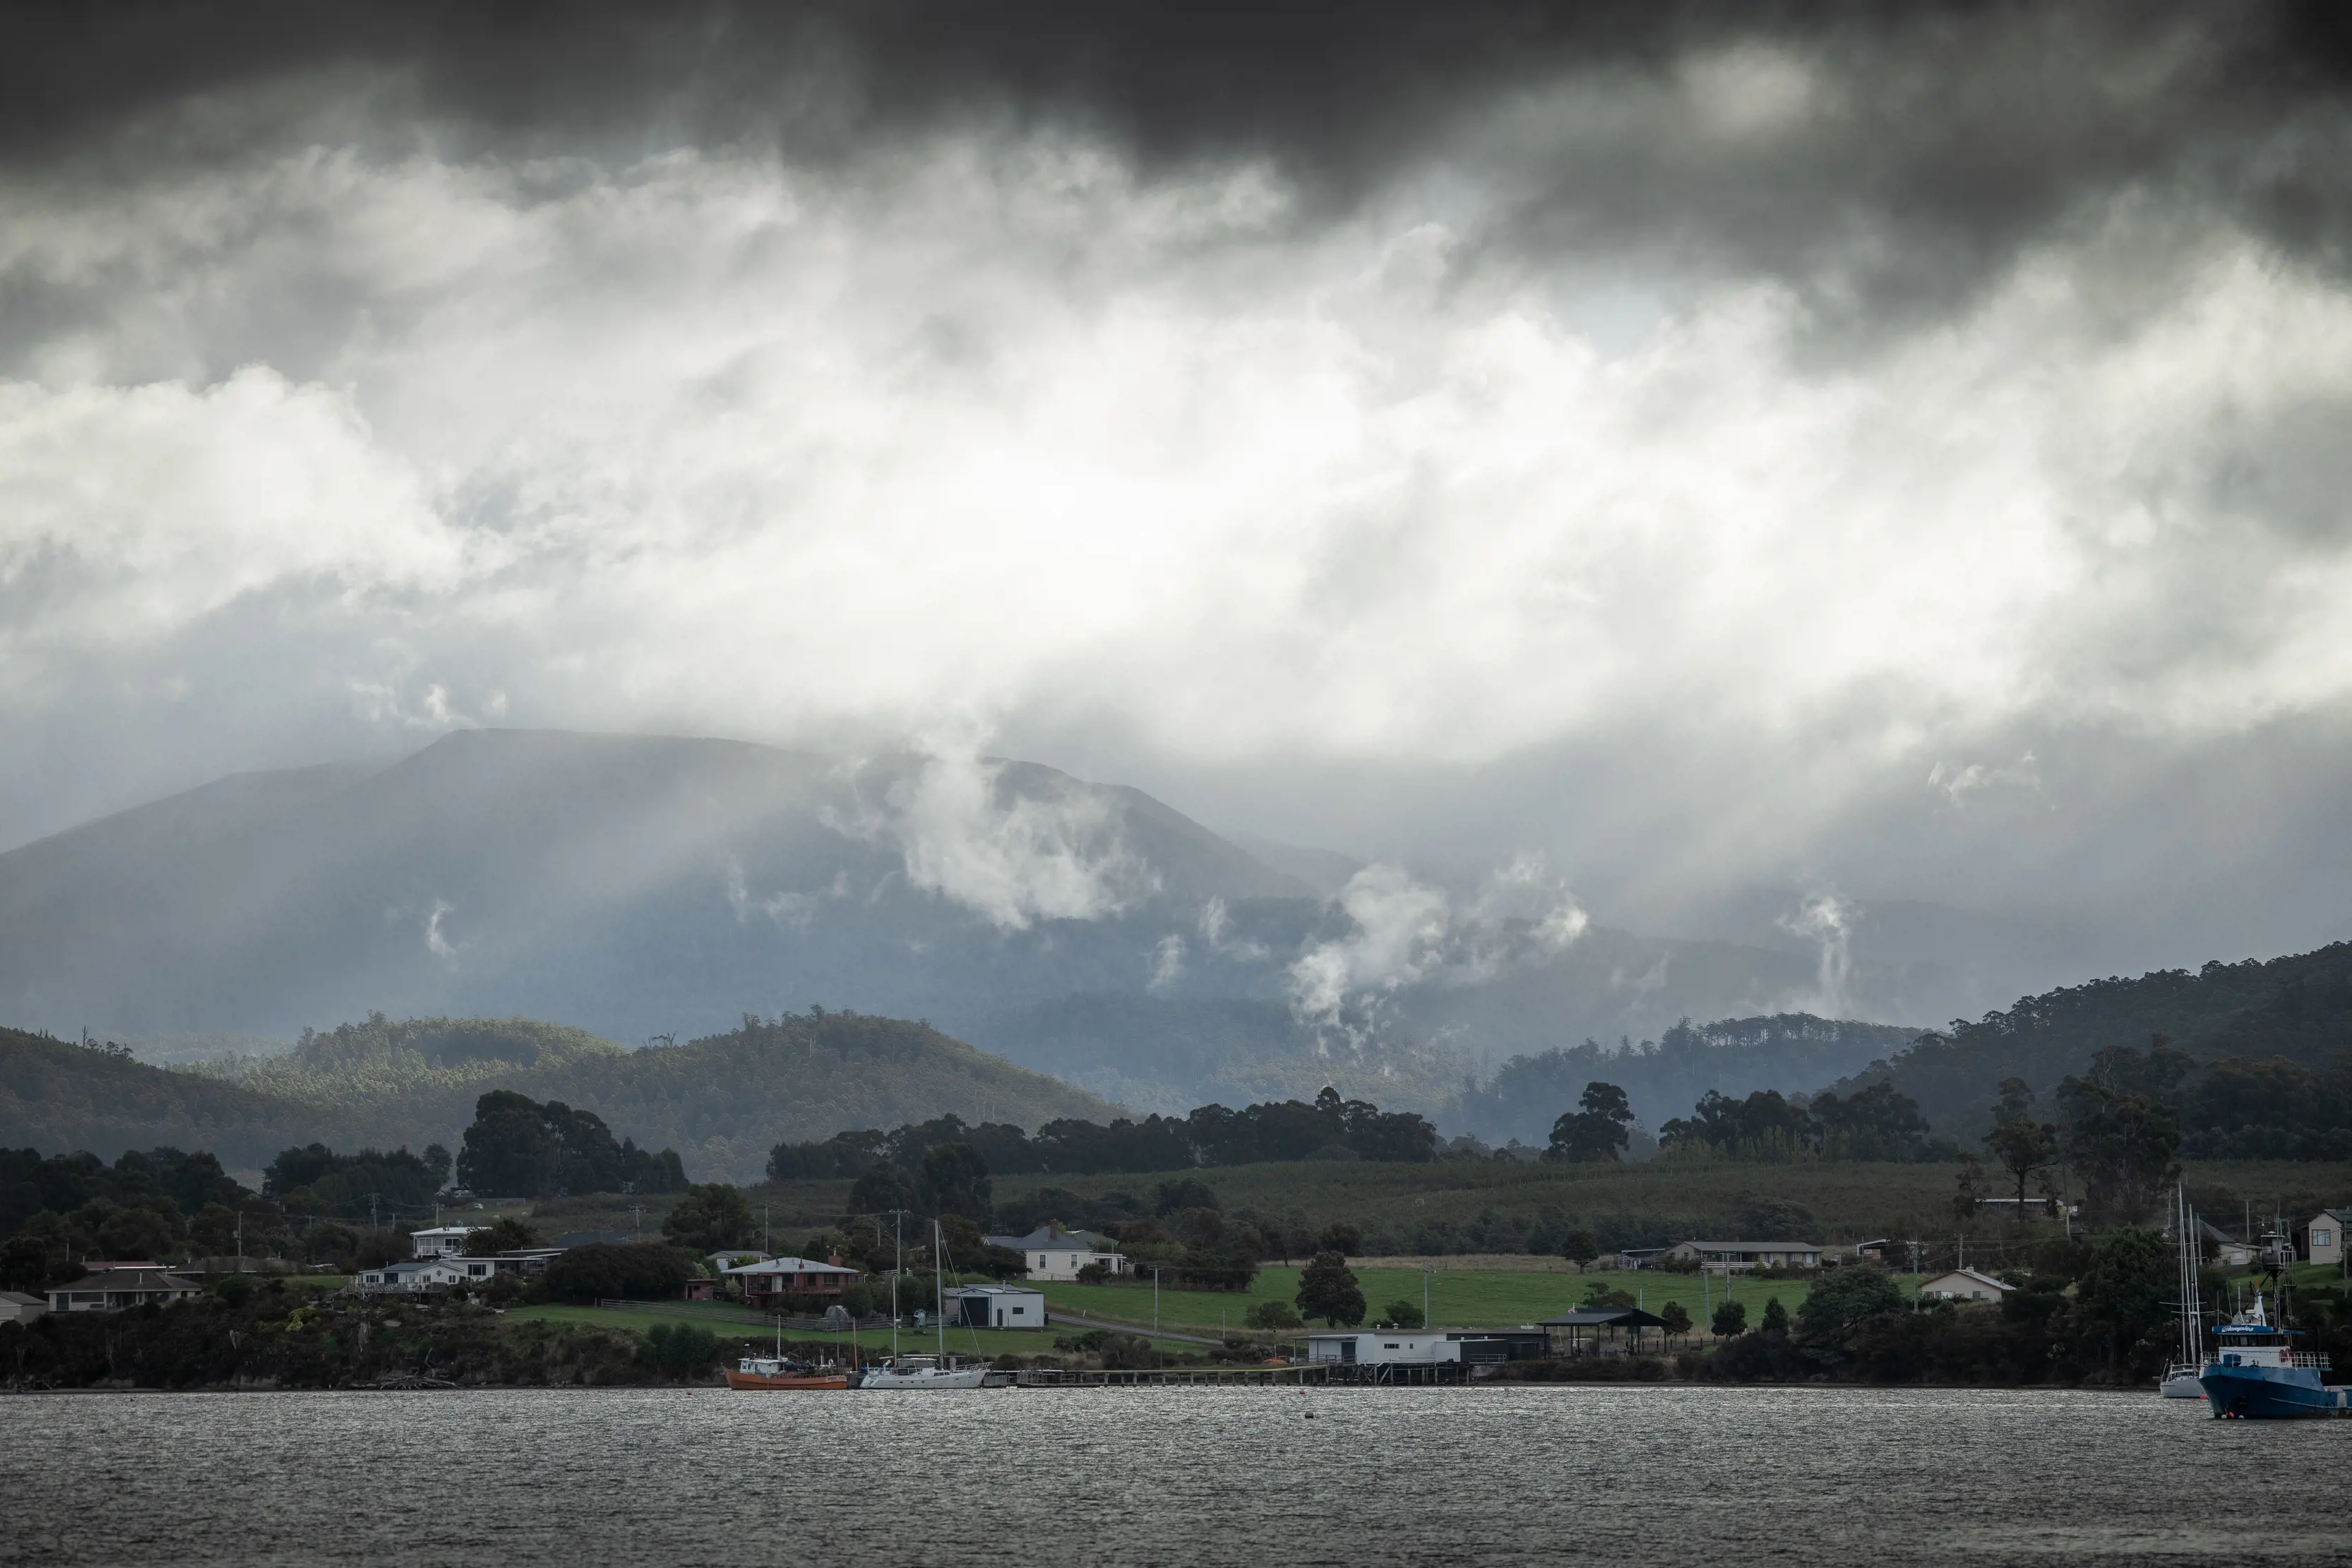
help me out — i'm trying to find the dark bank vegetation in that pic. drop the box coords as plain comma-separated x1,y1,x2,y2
0,1276,738,1390
768,1084,1438,1183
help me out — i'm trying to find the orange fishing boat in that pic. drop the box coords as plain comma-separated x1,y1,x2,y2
725,1355,850,1390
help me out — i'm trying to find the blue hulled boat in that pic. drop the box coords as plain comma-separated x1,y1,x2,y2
2197,1292,2351,1419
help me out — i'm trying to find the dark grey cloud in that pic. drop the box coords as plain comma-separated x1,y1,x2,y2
9,1,2352,328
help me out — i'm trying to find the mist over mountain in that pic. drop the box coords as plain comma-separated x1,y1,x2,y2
0,726,2000,1129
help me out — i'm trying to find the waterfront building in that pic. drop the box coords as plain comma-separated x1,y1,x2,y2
943,1283,1048,1329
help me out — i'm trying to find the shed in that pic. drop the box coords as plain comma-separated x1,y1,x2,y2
0,1289,47,1324
943,1284,1047,1329
1540,1307,1672,1356
2298,1210,2350,1267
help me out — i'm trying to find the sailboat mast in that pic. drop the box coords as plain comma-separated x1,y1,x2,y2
935,1217,946,1360
893,1209,902,1358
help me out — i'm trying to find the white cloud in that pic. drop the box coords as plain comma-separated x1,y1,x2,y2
5,81,2352,942
1288,856,1589,1029
835,745,1159,930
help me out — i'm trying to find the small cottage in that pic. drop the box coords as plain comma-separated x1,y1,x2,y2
1919,1267,2013,1304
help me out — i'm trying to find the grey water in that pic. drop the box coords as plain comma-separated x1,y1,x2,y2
2,1386,2343,1565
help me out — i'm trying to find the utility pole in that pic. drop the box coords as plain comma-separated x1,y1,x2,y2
235,1211,244,1272
1423,1269,1431,1331
890,1209,907,1358
763,1204,770,1255
630,1204,644,1240
1153,1267,1162,1336
369,1193,380,1232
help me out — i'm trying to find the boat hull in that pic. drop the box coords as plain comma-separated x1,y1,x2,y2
2199,1364,2351,1419
857,1367,989,1389
2159,1369,2204,1399
724,1370,851,1390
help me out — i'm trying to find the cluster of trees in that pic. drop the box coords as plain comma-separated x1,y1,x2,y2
1959,1040,2192,1225
455,1091,688,1199
1446,1015,1923,1145
0,1145,297,1291
1654,1081,1941,1163
263,1143,450,1213
768,1086,1437,1185
1694,1226,2327,1386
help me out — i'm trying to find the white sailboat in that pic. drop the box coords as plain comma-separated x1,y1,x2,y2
2159,1185,2207,1399
856,1217,989,1390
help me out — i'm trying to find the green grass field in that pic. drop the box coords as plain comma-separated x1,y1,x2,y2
1037,1264,1817,1337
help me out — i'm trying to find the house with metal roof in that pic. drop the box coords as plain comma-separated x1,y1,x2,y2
1659,1240,1823,1271
724,1255,861,1308
1919,1267,2014,1304
981,1223,1126,1281
410,1225,484,1258
357,1256,495,1293
46,1266,203,1313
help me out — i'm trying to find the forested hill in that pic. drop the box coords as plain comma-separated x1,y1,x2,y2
189,1011,1118,1183
0,1025,354,1169
1844,940,2352,1137
1444,1015,1925,1144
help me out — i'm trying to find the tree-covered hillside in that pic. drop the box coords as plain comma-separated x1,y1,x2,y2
0,1026,352,1168
190,1010,1117,1183
1845,940,2352,1137
1445,1015,1925,1144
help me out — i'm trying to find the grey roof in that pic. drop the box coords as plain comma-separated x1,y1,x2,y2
1540,1308,1671,1328
986,1224,1112,1251
943,1283,1045,1297
1673,1240,1822,1252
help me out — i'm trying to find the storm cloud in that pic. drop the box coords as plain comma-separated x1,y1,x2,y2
7,0,2352,1005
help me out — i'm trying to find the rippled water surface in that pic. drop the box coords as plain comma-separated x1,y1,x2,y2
3,1385,2344,1565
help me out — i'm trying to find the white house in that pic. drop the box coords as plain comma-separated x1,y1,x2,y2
0,1289,47,1324
1660,1240,1824,1272
1920,1267,2014,1304
46,1266,203,1313
981,1223,1126,1281
357,1257,493,1293
410,1226,485,1259
943,1284,1048,1329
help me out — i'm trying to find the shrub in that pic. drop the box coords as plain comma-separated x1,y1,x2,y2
1244,1299,1302,1331
544,1243,698,1304
638,1324,721,1377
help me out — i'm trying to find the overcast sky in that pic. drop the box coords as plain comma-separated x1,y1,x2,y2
6,1,2352,975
